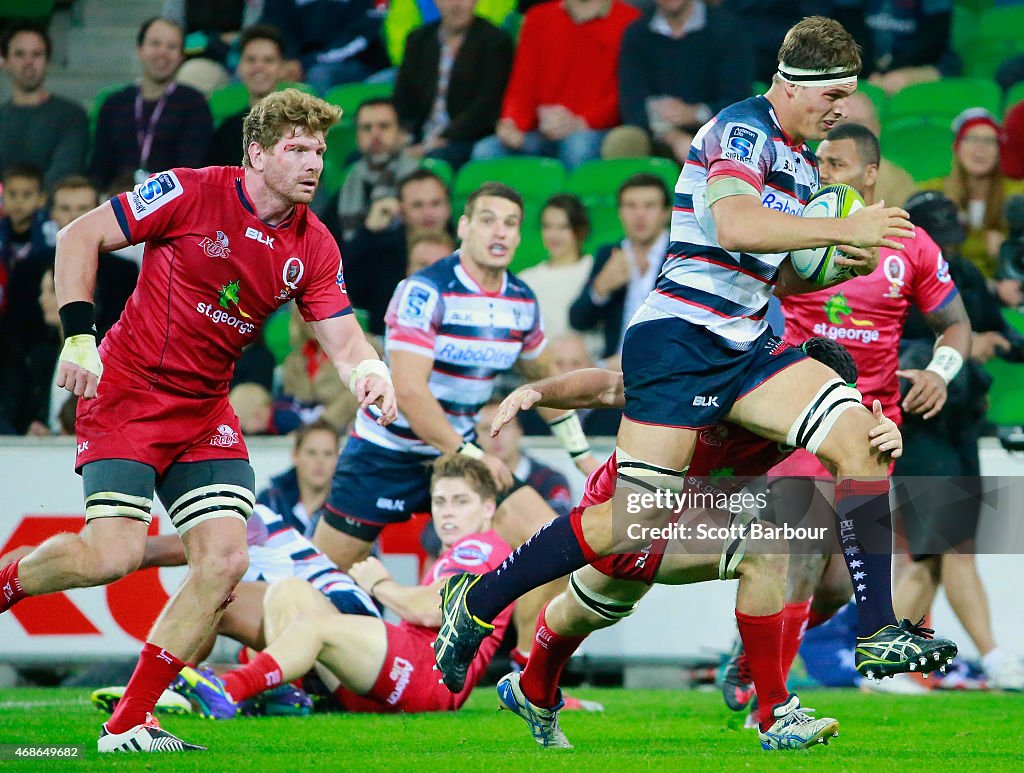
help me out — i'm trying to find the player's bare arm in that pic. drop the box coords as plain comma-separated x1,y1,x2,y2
309,315,397,424
390,349,514,487
54,201,131,399
896,294,972,420
491,368,625,437
348,556,443,627
710,188,913,256
516,348,599,472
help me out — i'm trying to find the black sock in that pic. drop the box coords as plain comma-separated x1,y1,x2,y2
466,515,588,622
834,479,898,638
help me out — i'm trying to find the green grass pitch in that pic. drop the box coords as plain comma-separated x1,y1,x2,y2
0,686,1019,771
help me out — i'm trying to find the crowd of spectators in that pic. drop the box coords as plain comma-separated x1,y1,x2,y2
2,2,1024,448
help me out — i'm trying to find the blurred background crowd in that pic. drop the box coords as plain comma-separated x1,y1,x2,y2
0,0,1022,448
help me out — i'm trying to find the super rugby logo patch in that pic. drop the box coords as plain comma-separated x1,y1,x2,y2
721,123,767,166
127,171,183,220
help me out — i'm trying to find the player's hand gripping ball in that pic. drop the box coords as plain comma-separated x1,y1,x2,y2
789,184,866,285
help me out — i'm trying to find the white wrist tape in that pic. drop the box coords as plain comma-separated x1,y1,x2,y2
925,346,964,385
59,334,103,379
348,358,392,393
457,441,485,459
547,410,592,460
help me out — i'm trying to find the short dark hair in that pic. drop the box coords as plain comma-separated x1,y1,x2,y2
51,175,98,205
398,168,448,199
464,182,524,218
238,24,285,58
293,418,341,451
542,193,590,246
431,454,498,503
3,164,43,188
137,17,184,48
777,16,861,75
617,173,670,208
1,22,51,60
824,122,881,167
355,98,397,124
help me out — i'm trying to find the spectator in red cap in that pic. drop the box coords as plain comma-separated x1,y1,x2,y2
920,108,1024,306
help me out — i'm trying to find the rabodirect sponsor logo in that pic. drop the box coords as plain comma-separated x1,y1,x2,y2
196,302,256,335
436,343,517,368
761,192,801,216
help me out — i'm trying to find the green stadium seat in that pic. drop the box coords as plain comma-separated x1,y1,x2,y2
419,157,454,188
452,156,567,218
90,82,127,139
881,117,954,182
887,78,1002,124
323,81,394,120
855,80,888,121
322,121,357,178
566,157,680,211
1006,81,1024,113
509,224,546,274
584,203,624,254
752,81,768,97
963,39,1024,80
0,0,54,22
984,357,1024,425
207,82,314,128
978,5,1024,45
263,306,292,366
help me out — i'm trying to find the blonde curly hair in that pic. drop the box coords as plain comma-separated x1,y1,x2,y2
241,88,342,167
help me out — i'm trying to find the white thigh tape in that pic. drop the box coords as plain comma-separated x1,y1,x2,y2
785,379,863,456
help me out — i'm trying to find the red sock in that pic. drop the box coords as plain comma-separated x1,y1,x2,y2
735,609,789,732
807,606,836,631
518,604,586,709
780,600,812,680
221,652,283,703
107,643,186,734
0,559,27,613
510,647,529,671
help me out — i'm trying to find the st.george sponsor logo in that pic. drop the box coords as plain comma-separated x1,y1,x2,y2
196,301,256,335
812,321,880,343
436,343,517,369
387,656,414,704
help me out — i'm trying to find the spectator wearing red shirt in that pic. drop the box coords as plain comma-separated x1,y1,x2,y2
471,0,640,169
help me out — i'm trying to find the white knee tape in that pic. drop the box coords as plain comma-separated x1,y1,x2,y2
615,446,688,494
568,570,638,621
167,484,255,537
85,491,154,525
785,379,863,456
719,511,757,581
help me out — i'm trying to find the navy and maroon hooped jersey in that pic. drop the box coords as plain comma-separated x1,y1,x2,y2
105,166,351,396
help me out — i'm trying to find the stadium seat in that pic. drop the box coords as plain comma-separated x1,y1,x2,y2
566,157,680,212
887,78,1002,124
89,82,127,139
584,203,624,254
263,306,292,366
978,4,1024,44
1006,81,1024,113
207,82,315,128
855,80,888,121
419,157,454,187
984,357,1024,425
963,40,1024,80
881,117,954,182
510,223,546,274
322,121,358,183
752,81,768,96
0,0,54,22
452,156,567,217
323,82,394,119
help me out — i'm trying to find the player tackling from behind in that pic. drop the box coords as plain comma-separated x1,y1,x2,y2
0,89,397,753
434,17,957,707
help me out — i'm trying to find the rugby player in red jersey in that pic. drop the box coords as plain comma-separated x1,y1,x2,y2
0,89,397,753
485,337,903,750
720,122,972,715
172,455,515,717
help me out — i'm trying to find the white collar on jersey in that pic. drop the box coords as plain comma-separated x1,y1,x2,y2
777,62,858,88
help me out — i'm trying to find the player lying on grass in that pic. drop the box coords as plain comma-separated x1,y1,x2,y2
487,338,915,751
81,503,379,717
172,455,516,716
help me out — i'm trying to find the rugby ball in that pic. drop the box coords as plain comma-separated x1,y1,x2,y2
789,184,865,286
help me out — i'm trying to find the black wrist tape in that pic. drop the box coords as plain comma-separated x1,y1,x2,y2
59,301,97,338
